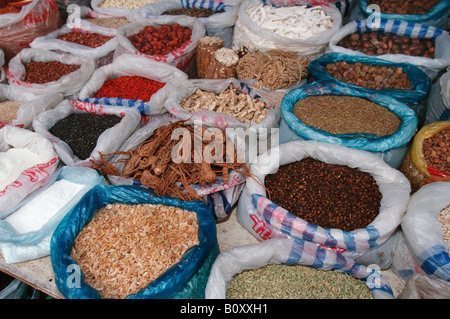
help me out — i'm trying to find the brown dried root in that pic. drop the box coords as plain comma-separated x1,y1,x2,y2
90,120,255,202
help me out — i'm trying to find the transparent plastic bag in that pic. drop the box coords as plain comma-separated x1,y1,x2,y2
425,68,450,125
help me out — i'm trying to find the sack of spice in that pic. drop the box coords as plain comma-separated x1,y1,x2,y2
6,48,96,98
30,23,118,67
232,0,342,59
399,120,450,193
205,237,395,299
91,118,251,221
391,182,450,291
0,126,59,215
78,54,188,115
133,0,241,48
280,80,418,169
32,99,142,167
327,19,450,80
307,52,432,125
90,0,158,17
0,84,64,129
115,15,205,76
50,184,219,299
0,166,105,264
350,0,450,29
236,140,411,267
164,78,280,131
425,68,450,125
0,0,62,63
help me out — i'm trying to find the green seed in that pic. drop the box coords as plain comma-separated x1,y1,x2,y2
226,264,373,299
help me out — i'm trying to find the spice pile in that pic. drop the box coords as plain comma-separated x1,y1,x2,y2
128,24,192,56
94,76,166,101
264,158,382,231
246,5,333,40
422,129,450,174
293,95,401,136
84,17,130,29
0,0,32,14
324,62,413,90
49,113,122,160
338,32,435,58
163,7,223,17
0,101,21,124
23,61,81,84
237,49,309,90
57,32,114,48
71,203,199,299
180,84,267,123
91,120,251,201
438,204,450,254
98,0,157,9
367,0,441,14
226,264,373,299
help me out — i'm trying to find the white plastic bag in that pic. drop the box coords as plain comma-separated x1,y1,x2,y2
78,54,188,115
237,140,411,265
205,237,395,299
115,15,205,74
32,99,142,167
134,0,241,48
231,0,342,58
6,48,96,97
0,84,64,129
0,166,105,264
327,19,450,80
0,48,5,83
104,117,247,220
0,126,59,214
394,182,450,282
399,273,450,299
425,67,450,124
30,23,117,63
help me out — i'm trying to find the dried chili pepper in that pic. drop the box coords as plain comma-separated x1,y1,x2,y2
94,76,166,101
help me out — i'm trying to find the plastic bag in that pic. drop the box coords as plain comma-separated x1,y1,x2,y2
205,237,395,299
327,19,450,80
78,54,188,115
0,49,5,83
236,140,411,266
399,273,450,299
0,126,59,214
351,0,450,29
0,0,62,63
104,117,247,221
163,78,281,130
231,0,343,58
307,52,432,123
400,120,450,193
32,99,142,167
6,48,96,97
393,182,450,285
115,15,205,75
0,85,64,129
425,68,450,125
50,184,219,299
0,166,105,264
280,80,418,169
134,0,241,48
29,23,118,66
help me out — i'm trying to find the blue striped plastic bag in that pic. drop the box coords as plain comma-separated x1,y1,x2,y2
328,19,450,80
50,184,219,299
279,80,418,168
307,52,432,122
205,237,395,299
351,0,450,29
236,140,411,266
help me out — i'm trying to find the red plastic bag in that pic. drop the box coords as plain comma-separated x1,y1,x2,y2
0,0,62,62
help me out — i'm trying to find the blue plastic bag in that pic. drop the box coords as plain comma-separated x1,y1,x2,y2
354,0,450,28
307,52,432,121
50,184,219,299
280,80,418,168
